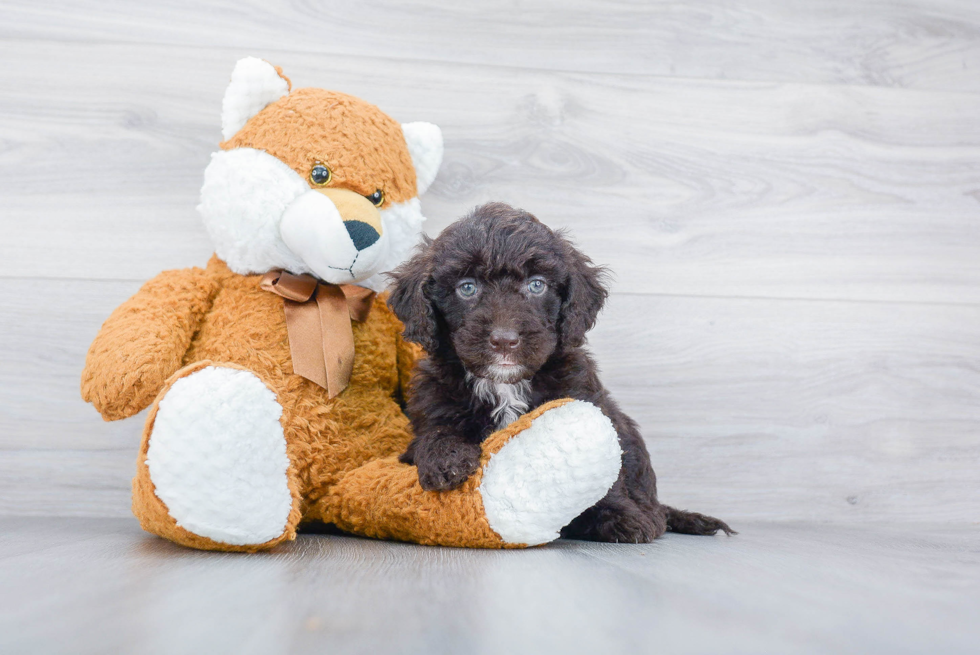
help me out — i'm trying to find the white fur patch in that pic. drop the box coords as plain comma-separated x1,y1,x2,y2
280,190,369,284
198,148,427,290
198,148,310,275
146,366,293,546
401,122,443,195
221,57,290,140
467,372,531,429
359,198,427,292
478,400,622,546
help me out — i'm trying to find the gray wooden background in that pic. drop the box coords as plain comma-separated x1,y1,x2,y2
1,0,978,525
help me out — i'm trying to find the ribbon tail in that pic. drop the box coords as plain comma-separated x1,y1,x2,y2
340,284,377,322
263,271,365,397
315,284,356,399
283,299,329,390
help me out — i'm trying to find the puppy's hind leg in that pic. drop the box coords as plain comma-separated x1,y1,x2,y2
561,483,667,544
664,505,736,536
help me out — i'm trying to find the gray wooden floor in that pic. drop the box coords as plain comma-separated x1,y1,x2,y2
2,0,979,652
1,517,978,655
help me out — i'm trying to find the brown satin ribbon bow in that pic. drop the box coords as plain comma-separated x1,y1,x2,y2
260,270,376,398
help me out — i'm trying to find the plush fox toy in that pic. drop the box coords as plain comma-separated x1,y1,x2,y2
80,58,622,552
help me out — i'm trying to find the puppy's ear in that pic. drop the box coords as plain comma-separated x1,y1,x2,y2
387,236,440,354
557,232,609,349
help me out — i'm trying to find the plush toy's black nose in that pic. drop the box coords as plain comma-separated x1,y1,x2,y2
344,220,380,251
489,328,521,352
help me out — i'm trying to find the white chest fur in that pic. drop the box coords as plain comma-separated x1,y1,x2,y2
467,373,531,429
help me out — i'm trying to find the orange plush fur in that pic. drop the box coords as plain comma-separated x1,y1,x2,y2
79,61,516,552
104,257,523,551
223,88,418,206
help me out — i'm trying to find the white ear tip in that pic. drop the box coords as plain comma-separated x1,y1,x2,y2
221,57,290,141
401,121,443,195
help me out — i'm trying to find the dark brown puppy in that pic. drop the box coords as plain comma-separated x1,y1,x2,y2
388,202,733,543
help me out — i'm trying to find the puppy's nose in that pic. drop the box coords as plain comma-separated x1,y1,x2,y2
489,328,521,352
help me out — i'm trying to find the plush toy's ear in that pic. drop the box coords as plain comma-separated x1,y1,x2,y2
221,57,291,140
401,122,443,195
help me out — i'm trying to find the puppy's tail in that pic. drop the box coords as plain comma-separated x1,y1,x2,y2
664,505,736,536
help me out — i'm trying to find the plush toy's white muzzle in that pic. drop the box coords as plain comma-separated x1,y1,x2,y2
280,189,390,284
198,147,422,289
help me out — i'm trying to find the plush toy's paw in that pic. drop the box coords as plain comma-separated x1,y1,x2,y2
415,438,482,491
143,365,295,547
478,400,622,546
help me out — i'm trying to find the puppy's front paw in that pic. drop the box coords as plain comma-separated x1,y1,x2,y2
415,440,482,491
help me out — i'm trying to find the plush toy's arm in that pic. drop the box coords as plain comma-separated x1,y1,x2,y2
394,330,423,406
81,267,219,421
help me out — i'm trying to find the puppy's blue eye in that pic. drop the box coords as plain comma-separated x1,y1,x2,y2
457,280,478,298
527,278,547,295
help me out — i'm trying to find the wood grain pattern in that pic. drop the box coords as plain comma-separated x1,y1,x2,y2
1,518,978,654
593,294,980,523
2,42,979,303
4,279,978,522
2,0,979,92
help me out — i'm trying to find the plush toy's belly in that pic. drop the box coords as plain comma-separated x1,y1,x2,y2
182,272,413,495
184,276,294,377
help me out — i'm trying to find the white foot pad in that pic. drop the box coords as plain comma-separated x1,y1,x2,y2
479,400,622,545
146,366,293,546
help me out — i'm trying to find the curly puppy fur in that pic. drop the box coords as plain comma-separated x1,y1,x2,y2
388,202,734,543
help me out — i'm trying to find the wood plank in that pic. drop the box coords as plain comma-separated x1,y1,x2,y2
0,450,137,518
2,41,979,303
0,518,977,654
589,294,980,523
2,0,979,92
3,279,978,522
0,278,144,451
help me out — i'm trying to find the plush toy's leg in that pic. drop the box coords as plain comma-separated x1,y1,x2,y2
325,399,622,548
132,361,302,552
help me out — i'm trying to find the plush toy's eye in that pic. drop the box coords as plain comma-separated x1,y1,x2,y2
310,164,331,186
366,189,384,207
456,279,479,298
527,277,547,295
